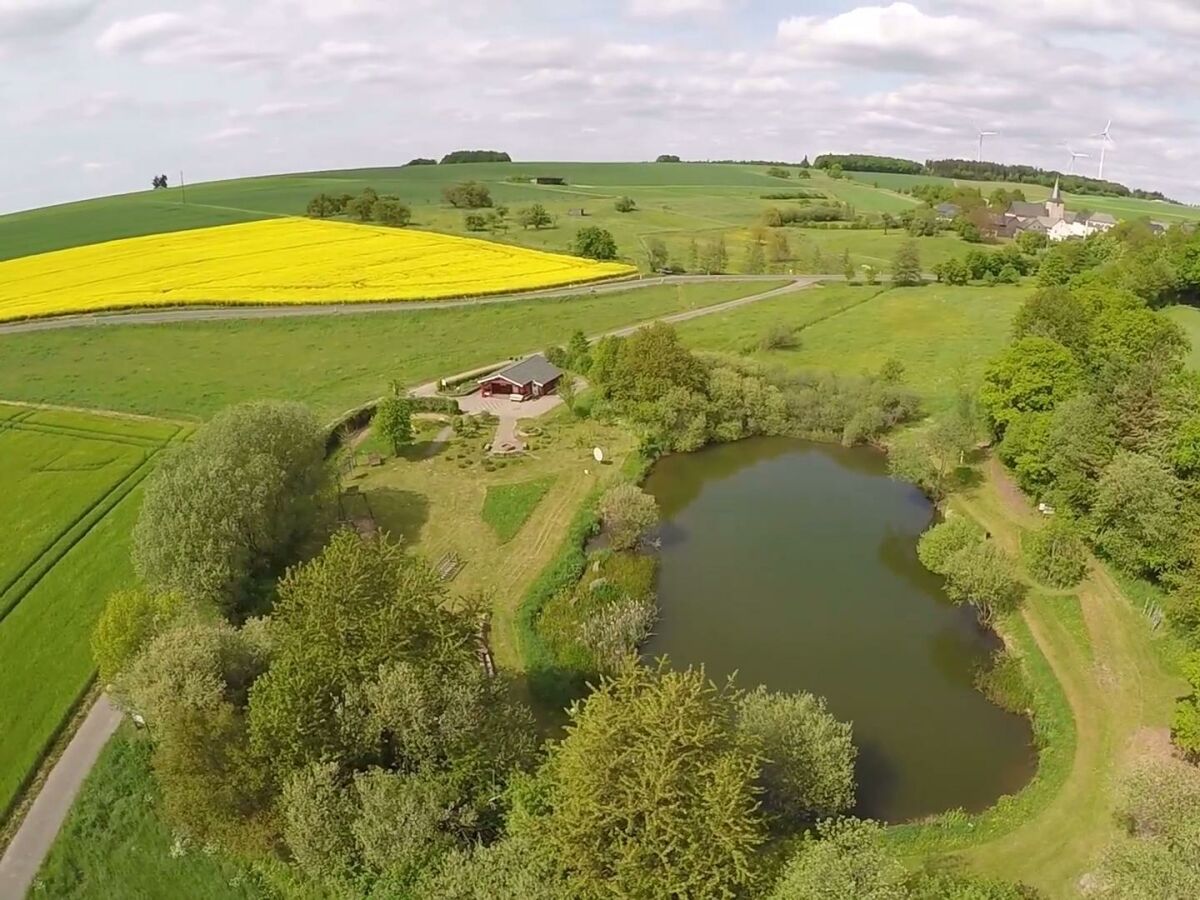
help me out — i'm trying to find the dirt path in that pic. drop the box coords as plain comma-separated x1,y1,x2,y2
946,460,1179,898
0,697,122,898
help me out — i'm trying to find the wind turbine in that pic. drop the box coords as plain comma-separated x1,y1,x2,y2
1091,119,1115,179
1064,144,1089,174
975,124,998,162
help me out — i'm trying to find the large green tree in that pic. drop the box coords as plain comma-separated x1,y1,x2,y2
509,663,766,899
1089,451,1183,577
132,400,329,614
979,336,1082,435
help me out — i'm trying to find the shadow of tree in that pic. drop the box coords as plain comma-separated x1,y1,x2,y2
360,487,431,545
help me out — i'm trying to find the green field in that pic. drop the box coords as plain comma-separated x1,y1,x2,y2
0,406,184,821
678,283,1030,413
0,281,783,420
847,171,1200,225
0,162,954,273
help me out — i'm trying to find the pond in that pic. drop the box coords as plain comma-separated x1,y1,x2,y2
641,437,1035,822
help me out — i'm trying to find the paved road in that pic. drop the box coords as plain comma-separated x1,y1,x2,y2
0,275,822,894
0,274,805,335
0,696,122,899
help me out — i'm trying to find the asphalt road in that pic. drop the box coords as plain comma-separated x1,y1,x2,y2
0,697,122,899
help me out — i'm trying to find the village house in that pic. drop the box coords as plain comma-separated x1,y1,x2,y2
478,354,564,400
992,178,1119,242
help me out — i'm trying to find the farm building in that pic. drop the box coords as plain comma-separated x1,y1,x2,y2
534,176,566,185
479,354,564,399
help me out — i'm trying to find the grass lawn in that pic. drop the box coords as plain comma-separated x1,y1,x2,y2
0,281,782,420
1163,305,1200,369
35,728,264,899
0,407,183,822
678,282,1030,414
347,409,635,669
481,476,556,543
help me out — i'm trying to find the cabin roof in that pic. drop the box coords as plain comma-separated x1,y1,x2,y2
481,354,564,387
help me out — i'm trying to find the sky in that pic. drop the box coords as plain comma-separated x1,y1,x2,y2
1,0,1198,213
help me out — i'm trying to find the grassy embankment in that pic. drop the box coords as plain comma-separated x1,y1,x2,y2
0,405,188,825
0,162,973,275
0,280,785,420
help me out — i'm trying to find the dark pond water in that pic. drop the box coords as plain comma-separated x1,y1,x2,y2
641,437,1035,822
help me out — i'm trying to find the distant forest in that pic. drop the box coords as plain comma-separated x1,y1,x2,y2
440,150,513,164
813,153,1173,202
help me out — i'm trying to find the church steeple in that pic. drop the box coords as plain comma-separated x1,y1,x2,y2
1046,177,1065,223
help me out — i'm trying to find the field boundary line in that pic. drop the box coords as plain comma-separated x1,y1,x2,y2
0,400,196,427
0,449,161,624
3,422,166,449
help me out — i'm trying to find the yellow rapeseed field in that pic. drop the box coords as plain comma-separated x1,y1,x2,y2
0,217,636,321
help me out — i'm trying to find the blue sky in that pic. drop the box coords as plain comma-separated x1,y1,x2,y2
1,0,1197,213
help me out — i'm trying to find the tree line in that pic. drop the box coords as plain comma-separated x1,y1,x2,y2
307,187,412,226
973,226,1200,769
923,158,1171,200
811,152,1170,200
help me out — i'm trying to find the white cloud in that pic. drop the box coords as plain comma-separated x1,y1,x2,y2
95,12,193,54
203,125,256,143
2,0,1199,212
0,0,96,38
626,0,726,18
941,0,1200,38
778,3,1022,73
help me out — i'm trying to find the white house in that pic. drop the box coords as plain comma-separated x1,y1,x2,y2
1048,220,1093,242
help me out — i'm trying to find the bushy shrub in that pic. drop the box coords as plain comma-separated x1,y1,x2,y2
579,594,657,673
1022,517,1088,588
737,687,855,822
443,181,492,209
916,517,984,574
759,323,799,351
92,589,189,684
598,483,659,550
940,541,1026,623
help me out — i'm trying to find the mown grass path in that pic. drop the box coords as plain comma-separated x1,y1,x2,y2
947,459,1180,898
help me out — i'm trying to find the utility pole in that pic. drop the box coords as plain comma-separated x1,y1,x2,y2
179,170,186,204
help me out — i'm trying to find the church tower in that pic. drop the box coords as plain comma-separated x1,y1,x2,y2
1046,177,1065,223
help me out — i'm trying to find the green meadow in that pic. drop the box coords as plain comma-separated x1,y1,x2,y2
0,281,782,420
678,282,1030,413
0,406,185,820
